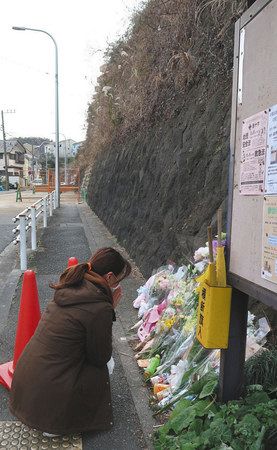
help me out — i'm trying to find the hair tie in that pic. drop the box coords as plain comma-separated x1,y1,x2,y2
87,262,92,272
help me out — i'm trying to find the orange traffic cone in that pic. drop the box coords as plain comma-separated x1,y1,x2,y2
68,257,79,267
0,270,41,390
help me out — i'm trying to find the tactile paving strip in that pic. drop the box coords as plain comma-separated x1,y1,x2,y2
0,422,82,449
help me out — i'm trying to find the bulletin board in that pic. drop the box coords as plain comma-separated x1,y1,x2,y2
228,0,277,308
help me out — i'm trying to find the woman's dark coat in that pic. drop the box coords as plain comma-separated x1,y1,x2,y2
10,275,114,434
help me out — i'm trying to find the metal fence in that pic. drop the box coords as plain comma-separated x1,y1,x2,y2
12,191,56,270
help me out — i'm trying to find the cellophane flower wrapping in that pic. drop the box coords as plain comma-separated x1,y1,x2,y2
132,244,271,414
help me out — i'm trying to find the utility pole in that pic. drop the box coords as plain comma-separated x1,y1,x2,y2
1,110,9,191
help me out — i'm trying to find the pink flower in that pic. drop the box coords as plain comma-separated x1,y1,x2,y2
158,277,170,290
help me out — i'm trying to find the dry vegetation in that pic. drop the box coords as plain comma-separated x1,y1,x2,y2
78,0,246,172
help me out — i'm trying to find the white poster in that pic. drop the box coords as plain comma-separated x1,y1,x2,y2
239,110,268,195
265,104,277,194
262,196,277,284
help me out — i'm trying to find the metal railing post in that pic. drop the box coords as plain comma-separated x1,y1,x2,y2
43,197,47,227
12,192,57,270
31,205,37,250
19,214,27,271
49,192,53,216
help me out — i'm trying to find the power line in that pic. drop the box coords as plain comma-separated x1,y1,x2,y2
0,55,51,77
0,54,94,99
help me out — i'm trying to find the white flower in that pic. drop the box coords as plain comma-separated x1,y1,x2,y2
194,261,206,273
193,246,209,262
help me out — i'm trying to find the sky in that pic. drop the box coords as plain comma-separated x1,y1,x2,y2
0,0,144,143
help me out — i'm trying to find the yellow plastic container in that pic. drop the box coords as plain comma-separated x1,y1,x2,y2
196,281,232,349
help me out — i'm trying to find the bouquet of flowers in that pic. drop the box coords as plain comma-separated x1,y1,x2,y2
132,241,271,415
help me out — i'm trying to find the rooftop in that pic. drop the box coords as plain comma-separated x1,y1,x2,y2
0,139,26,154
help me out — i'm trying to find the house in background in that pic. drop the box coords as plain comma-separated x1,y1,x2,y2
71,141,83,156
22,153,33,186
23,143,42,182
0,139,26,187
60,139,76,157
45,139,76,158
44,143,55,155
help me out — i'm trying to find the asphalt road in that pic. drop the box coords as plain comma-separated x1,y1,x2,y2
0,191,44,253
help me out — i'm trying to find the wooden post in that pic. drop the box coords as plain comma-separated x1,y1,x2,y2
218,288,248,402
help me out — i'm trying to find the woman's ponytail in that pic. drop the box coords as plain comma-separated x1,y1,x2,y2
50,262,89,290
50,247,131,291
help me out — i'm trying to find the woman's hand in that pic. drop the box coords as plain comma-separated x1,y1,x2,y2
112,285,123,308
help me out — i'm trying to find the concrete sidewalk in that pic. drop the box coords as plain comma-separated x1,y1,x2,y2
0,195,155,449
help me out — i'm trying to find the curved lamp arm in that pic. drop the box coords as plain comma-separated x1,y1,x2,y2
12,26,60,207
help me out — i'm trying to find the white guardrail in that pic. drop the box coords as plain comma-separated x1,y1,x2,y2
12,190,57,271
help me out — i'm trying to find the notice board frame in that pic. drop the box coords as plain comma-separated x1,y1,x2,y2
219,0,277,402
227,0,277,310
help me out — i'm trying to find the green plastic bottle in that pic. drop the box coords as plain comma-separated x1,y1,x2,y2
144,355,160,378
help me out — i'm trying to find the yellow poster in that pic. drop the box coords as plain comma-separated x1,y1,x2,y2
262,196,277,284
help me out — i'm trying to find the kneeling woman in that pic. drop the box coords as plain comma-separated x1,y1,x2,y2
10,247,131,435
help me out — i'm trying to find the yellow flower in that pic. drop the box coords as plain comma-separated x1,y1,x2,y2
172,295,183,306
162,316,176,329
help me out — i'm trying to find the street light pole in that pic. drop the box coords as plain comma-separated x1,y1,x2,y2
35,140,50,184
12,26,60,207
51,132,68,184
46,150,48,183
1,110,9,191
64,137,68,185
31,144,35,181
